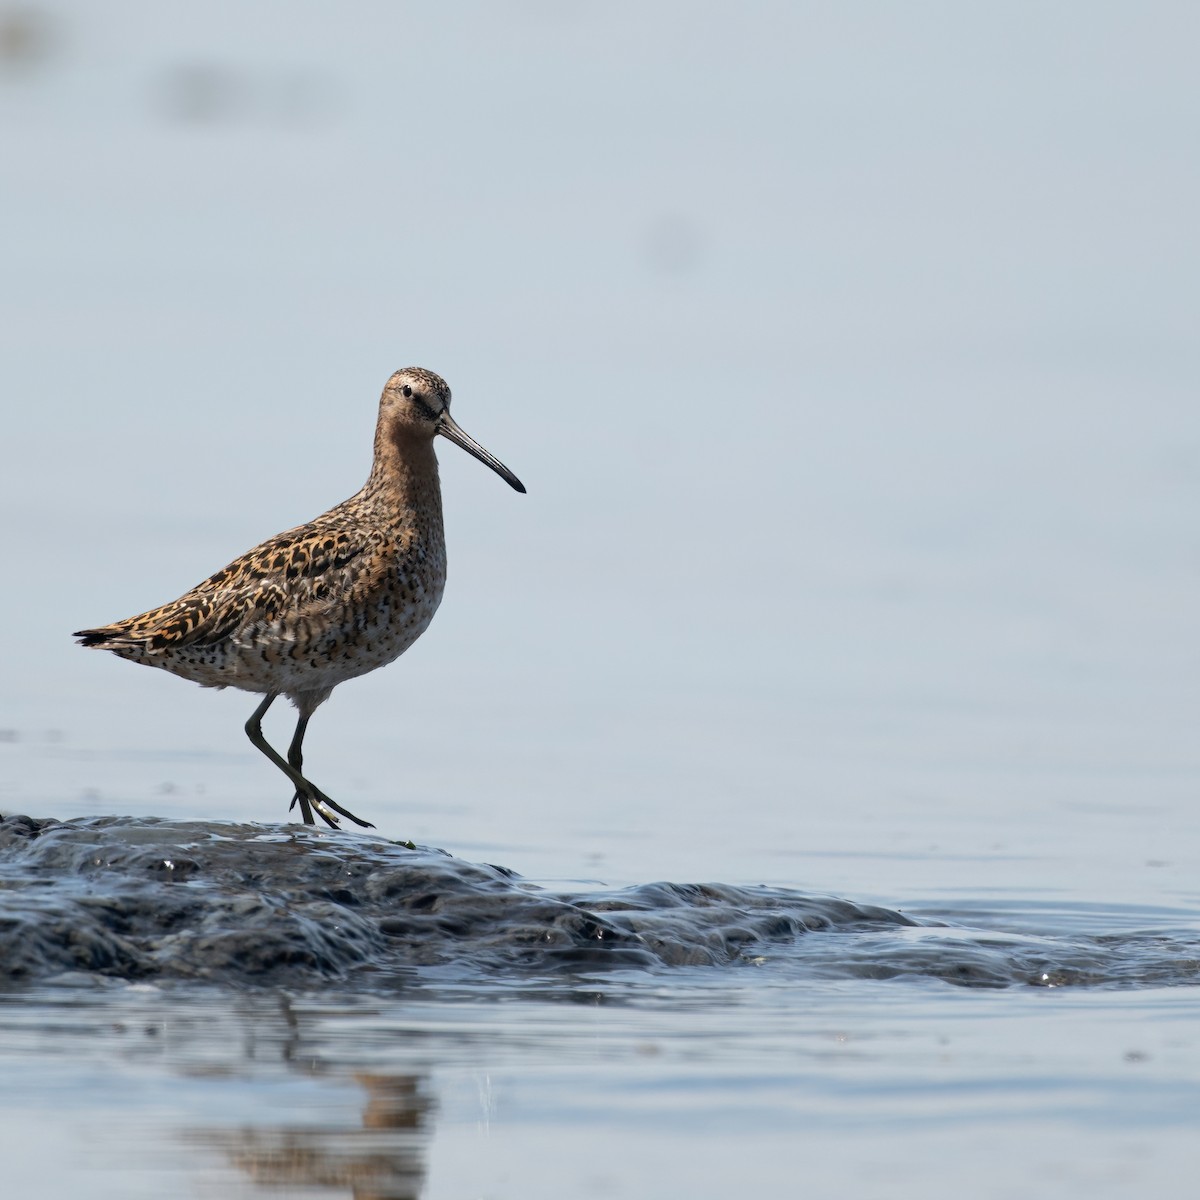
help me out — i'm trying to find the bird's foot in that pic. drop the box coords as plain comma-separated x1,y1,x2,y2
289,786,374,830
290,789,340,829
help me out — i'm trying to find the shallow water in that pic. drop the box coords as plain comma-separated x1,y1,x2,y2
1,816,1199,1197
2,816,1198,991
7,982,1200,1200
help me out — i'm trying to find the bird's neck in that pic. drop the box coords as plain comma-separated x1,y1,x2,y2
364,425,444,528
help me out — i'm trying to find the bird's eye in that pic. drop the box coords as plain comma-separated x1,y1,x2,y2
402,385,413,398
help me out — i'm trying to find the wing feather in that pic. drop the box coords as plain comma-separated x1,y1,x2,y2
73,516,391,655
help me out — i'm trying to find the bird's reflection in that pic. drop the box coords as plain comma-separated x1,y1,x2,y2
186,997,434,1199
198,1073,431,1199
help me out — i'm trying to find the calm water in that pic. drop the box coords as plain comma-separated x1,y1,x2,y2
3,3,1199,1196
0,817,1198,1198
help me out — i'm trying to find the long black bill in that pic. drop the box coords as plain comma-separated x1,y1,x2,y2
438,413,526,493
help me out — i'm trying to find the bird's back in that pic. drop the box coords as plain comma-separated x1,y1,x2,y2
75,489,448,699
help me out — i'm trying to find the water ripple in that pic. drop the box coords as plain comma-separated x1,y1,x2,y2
0,815,1196,991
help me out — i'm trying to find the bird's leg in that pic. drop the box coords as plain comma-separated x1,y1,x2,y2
288,710,345,825
285,712,313,820
244,693,360,828
245,694,319,825
284,712,371,829
287,713,309,774
241,698,374,830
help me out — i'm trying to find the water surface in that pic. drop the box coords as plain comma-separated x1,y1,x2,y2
1,815,1198,1197
3,3,1199,1197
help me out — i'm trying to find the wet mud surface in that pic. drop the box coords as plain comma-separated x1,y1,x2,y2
0,814,1197,992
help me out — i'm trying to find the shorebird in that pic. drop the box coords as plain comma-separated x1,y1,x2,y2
74,367,524,830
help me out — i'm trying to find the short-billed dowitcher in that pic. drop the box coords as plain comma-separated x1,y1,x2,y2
75,367,524,830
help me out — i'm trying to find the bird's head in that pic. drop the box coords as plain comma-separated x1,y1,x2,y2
379,367,525,493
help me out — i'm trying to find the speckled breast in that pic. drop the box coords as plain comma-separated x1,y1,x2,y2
245,546,448,699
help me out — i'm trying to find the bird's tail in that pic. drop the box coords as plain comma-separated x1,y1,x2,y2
74,623,138,648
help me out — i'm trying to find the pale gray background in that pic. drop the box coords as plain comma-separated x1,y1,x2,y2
4,2,1195,897
1,5,1198,1195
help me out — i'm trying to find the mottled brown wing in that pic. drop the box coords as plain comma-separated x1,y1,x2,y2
74,518,385,653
